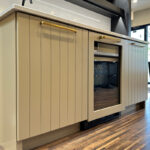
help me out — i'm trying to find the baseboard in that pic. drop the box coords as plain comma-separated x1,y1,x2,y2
22,123,80,150
121,101,145,116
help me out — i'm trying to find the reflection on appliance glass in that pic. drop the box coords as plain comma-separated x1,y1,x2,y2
94,42,120,111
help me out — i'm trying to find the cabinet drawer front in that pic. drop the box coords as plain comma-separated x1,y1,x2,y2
17,13,88,140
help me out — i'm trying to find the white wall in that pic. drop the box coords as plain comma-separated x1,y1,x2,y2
0,0,111,31
132,8,150,27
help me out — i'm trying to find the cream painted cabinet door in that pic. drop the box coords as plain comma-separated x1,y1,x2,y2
127,41,148,106
17,13,88,140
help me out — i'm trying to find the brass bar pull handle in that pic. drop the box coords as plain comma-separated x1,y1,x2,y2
99,35,121,43
130,43,145,47
40,21,77,33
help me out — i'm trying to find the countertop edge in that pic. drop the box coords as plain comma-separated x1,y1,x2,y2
0,4,148,44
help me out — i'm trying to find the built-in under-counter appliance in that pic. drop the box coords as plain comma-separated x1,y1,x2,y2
88,32,125,121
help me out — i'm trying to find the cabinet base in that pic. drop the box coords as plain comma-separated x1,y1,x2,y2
121,101,145,116
81,102,146,131
80,112,120,130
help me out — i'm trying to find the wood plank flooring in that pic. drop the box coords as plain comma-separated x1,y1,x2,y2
36,97,150,150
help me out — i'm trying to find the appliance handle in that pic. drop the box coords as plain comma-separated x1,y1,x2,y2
40,21,77,33
130,42,145,47
98,35,121,43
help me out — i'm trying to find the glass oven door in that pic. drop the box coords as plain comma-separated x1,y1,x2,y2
94,57,120,111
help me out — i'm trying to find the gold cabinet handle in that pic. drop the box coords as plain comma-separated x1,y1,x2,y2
130,43,145,47
99,35,121,43
40,21,77,33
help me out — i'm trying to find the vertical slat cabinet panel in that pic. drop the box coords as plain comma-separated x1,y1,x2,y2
139,46,142,103
82,30,88,120
128,43,132,105
132,45,136,105
60,29,68,128
140,46,144,102
29,16,41,136
141,47,145,102
131,44,134,105
68,31,76,125
145,46,148,100
134,45,138,104
75,29,83,122
17,14,88,138
132,46,136,104
139,46,143,102
17,13,30,140
126,41,129,106
143,46,147,101
137,47,140,103
41,21,51,133
143,45,148,101
140,46,145,102
127,42,148,106
130,45,134,105
50,23,60,131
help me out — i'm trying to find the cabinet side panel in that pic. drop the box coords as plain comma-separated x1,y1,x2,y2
121,40,126,106
0,14,17,149
121,40,129,107
17,13,30,140
88,32,94,121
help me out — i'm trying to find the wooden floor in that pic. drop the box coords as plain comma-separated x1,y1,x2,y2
36,95,150,150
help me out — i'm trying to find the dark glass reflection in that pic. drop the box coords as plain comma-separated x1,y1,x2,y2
94,60,120,110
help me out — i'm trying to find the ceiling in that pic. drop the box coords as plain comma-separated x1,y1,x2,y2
132,0,150,12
